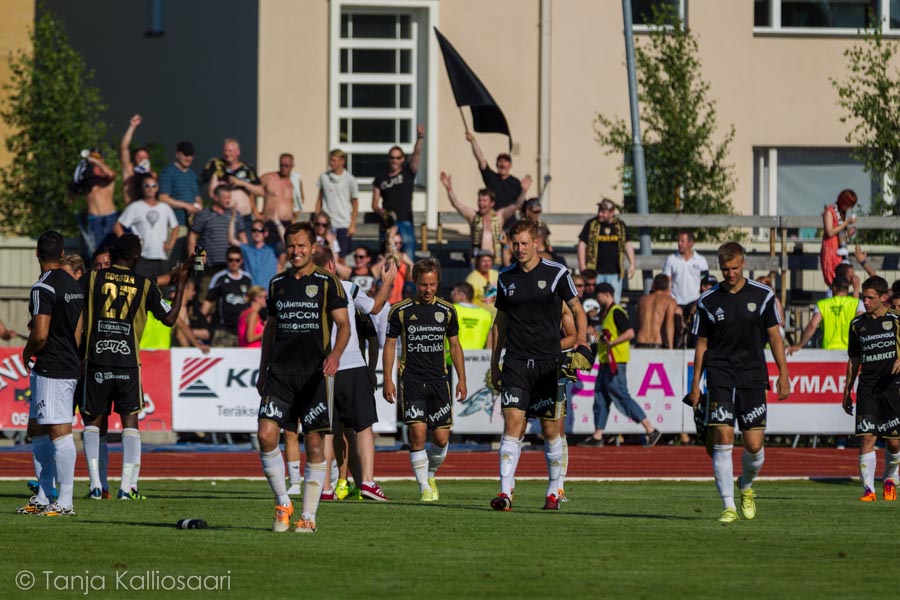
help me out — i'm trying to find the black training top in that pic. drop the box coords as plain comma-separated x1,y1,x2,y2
387,297,458,383
29,269,83,379
266,267,348,377
207,270,252,333
496,259,577,361
374,165,415,223
84,265,171,367
693,279,780,389
849,310,900,390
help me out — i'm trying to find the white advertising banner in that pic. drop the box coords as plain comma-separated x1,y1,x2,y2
569,351,687,435
449,349,855,435
450,350,686,435
171,348,397,433
452,350,503,433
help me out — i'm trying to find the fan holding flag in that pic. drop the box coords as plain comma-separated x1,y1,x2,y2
434,28,524,229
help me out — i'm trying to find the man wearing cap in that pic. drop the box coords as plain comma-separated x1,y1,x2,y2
577,199,635,304
580,282,662,448
465,132,523,229
159,142,204,266
465,249,499,315
440,172,529,261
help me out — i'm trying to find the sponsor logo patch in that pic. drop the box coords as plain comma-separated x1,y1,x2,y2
94,340,131,355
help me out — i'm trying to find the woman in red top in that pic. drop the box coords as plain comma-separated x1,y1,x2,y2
238,286,267,348
820,189,857,286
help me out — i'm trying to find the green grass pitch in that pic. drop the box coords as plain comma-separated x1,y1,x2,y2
1,479,898,598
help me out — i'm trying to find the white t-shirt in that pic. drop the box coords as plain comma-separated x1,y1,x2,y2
663,251,709,305
317,170,359,229
332,280,375,371
117,200,178,260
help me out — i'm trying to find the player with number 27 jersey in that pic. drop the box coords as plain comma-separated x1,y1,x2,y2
83,265,172,367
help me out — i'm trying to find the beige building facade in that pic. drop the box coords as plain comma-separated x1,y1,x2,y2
0,0,894,230
257,0,893,232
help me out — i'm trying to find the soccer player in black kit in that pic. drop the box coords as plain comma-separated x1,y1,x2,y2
256,221,350,533
490,220,589,511
17,231,84,516
843,276,900,502
689,241,790,523
82,234,189,501
383,258,466,502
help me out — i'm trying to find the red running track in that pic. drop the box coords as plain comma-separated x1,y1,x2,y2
0,446,862,479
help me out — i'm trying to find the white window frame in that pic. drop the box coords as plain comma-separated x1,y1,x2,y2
754,0,900,36
631,0,686,31
329,0,440,228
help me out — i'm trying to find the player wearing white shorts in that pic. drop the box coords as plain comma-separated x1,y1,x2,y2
312,244,396,501
18,231,84,517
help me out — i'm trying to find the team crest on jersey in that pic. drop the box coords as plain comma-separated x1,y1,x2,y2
538,280,546,290
884,321,893,331
435,312,445,323
305,285,318,298
747,302,757,312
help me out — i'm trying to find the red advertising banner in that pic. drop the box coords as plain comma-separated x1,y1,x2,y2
0,347,172,431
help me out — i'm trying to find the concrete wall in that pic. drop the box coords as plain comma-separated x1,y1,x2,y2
42,0,260,191
257,0,330,205
0,1,34,169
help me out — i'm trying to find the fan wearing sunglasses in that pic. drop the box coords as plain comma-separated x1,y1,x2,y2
113,173,178,279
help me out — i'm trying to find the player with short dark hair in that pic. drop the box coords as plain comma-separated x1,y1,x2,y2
383,258,467,502
843,275,900,502
17,231,84,517
256,222,350,533
81,234,189,501
490,220,589,511
689,241,790,523
312,244,396,502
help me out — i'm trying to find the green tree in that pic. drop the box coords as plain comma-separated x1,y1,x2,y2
831,25,900,242
594,6,736,241
0,7,112,237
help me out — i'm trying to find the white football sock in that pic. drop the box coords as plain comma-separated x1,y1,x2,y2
121,429,141,493
740,448,765,491
410,449,429,491
83,426,102,490
287,460,302,485
499,435,520,497
330,460,339,486
427,443,448,478
545,436,563,497
884,450,900,483
860,450,877,493
302,461,327,520
559,436,569,492
713,444,735,511
53,434,76,509
32,434,54,505
260,448,290,506
99,435,109,490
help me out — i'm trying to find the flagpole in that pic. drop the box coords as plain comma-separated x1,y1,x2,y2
458,107,469,133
